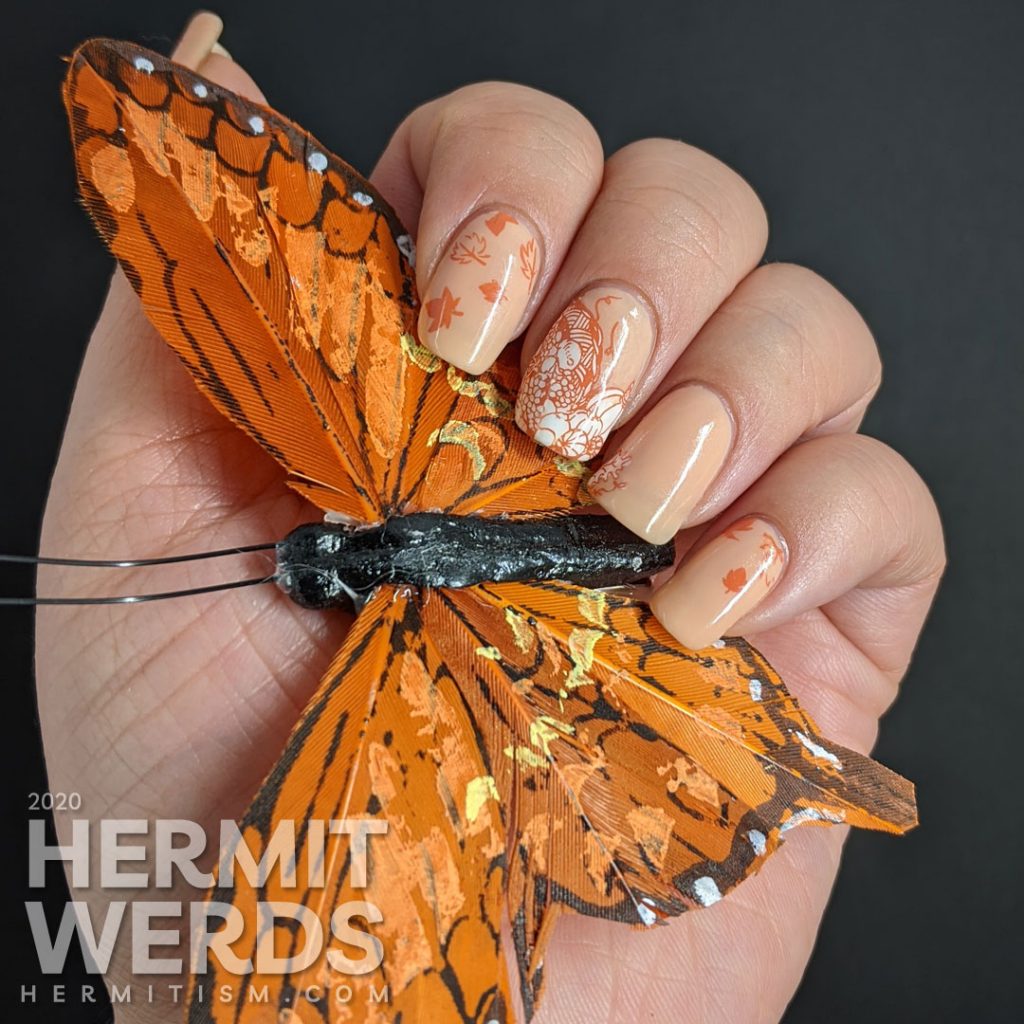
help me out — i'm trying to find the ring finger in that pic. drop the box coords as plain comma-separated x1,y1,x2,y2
590,262,882,542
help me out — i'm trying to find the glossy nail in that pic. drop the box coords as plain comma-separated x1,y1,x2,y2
650,516,787,649
589,385,733,543
173,12,225,67
417,209,540,374
516,284,654,460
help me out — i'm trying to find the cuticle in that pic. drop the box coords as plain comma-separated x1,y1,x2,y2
663,379,738,453
728,511,791,569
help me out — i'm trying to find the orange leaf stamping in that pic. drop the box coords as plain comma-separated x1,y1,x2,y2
62,38,917,1024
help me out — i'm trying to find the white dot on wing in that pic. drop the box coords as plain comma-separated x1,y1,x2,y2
747,829,767,856
693,876,722,907
352,191,373,206
307,151,328,173
192,82,208,98
248,115,265,134
396,234,416,266
134,57,155,74
795,730,843,770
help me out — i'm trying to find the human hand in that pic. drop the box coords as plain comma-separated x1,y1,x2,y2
37,13,943,1023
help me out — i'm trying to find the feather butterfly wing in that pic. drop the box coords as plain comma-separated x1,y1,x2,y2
63,38,581,523
192,589,514,1023
427,581,915,1010
63,38,916,1024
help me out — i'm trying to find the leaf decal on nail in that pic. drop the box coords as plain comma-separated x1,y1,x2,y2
759,532,784,586
484,211,518,235
450,232,490,265
479,279,507,304
723,567,748,594
424,287,463,331
519,239,538,283
723,517,756,541
588,449,632,496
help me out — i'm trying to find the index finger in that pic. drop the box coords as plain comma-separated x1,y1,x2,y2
372,82,604,373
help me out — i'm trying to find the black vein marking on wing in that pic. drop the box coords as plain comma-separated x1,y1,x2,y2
134,209,291,467
191,288,274,416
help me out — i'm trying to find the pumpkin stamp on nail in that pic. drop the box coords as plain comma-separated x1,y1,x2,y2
515,284,654,460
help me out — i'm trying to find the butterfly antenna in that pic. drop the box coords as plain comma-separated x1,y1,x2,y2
0,542,280,605
0,541,277,568
0,573,279,607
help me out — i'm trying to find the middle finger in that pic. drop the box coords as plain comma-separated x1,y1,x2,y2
514,137,767,460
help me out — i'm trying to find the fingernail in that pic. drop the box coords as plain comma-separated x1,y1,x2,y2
172,12,225,68
516,284,654,460
417,209,540,374
650,516,787,649
589,385,733,543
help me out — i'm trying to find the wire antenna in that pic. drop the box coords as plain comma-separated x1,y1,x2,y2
0,541,277,568
0,574,279,607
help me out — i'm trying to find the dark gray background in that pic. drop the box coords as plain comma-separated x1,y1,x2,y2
4,1,1021,1020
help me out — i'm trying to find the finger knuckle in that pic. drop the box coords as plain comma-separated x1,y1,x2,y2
726,264,882,424
433,82,603,183
602,138,767,277
811,434,946,577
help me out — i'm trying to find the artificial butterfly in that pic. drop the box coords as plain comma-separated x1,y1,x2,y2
61,38,916,1024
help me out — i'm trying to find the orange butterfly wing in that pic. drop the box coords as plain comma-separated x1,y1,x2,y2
63,39,580,523
421,581,915,1010
186,589,513,1023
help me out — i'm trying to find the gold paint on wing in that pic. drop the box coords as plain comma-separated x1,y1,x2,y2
577,588,610,629
553,456,588,478
446,368,513,417
465,775,500,824
427,421,487,479
529,715,574,756
504,607,535,654
564,627,605,693
474,645,502,661
503,744,548,769
401,332,441,372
